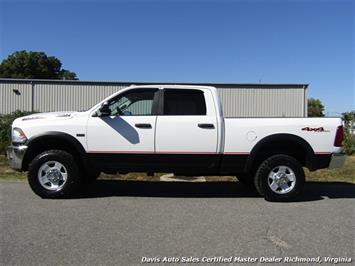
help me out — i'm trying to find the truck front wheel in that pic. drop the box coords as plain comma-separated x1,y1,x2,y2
254,154,305,202
28,150,81,198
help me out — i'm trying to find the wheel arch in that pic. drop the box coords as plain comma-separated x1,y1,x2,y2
244,133,315,172
22,132,89,172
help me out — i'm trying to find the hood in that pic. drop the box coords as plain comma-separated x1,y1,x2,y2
19,111,77,122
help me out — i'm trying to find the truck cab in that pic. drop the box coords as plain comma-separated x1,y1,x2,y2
86,85,223,175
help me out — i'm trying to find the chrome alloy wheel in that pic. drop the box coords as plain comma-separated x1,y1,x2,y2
267,165,296,194
37,161,68,191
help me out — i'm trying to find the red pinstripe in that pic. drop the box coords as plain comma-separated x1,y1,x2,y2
87,151,330,155
87,151,250,155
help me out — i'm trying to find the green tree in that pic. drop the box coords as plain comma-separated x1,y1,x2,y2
308,98,325,117
342,111,355,155
0,50,77,80
58,69,77,80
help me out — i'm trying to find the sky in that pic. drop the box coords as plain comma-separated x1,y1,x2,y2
0,0,354,115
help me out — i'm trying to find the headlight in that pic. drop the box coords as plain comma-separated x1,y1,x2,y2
12,128,27,144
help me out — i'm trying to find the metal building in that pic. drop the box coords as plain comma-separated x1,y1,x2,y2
0,79,308,117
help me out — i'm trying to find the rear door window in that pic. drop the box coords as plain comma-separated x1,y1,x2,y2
163,89,206,115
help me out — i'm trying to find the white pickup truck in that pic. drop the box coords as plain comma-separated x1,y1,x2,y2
7,85,346,201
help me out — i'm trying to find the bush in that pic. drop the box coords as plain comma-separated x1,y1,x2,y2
342,112,355,155
350,135,355,154
0,110,36,153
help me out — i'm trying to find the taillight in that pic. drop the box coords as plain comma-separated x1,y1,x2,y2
334,125,344,147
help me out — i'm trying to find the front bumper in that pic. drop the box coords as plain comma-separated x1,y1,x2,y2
6,145,28,170
328,153,347,169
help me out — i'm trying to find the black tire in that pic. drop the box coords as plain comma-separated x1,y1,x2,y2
28,150,81,198
254,154,305,202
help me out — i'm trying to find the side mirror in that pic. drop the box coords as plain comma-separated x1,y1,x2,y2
97,102,111,117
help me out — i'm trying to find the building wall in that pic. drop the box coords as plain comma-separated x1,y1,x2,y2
218,87,306,117
34,83,126,112
0,82,33,113
0,80,307,117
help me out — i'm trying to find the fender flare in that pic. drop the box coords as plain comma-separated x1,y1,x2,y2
244,133,315,172
23,131,89,171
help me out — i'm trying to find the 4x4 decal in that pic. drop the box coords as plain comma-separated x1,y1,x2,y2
302,127,330,132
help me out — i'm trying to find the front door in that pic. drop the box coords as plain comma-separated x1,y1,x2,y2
86,88,159,171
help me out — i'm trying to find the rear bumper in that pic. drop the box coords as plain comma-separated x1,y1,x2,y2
308,152,346,171
328,153,347,169
6,145,28,170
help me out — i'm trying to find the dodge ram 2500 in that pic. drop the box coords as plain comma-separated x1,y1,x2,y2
6,85,346,201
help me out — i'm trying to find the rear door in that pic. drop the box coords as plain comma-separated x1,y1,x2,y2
155,88,219,173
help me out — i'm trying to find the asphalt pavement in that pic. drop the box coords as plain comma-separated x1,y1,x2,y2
1,180,354,266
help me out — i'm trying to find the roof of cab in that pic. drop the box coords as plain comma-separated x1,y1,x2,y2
128,84,216,90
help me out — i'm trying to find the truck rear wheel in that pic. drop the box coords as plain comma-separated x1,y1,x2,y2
254,154,305,202
28,150,81,198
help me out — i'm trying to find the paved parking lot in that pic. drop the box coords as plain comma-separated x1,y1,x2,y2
1,180,354,265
